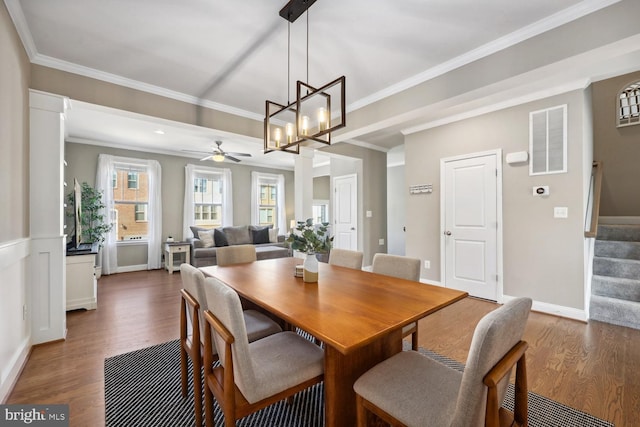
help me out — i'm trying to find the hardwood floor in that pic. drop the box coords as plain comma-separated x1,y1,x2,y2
6,269,640,426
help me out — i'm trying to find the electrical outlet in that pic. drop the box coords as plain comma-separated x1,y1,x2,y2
366,210,373,218
378,238,384,245
424,260,431,269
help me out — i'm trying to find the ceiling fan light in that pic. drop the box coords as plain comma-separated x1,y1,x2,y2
212,154,225,162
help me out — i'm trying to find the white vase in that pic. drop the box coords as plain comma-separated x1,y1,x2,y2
303,252,319,283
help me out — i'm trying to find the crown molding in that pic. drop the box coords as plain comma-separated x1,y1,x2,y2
31,53,264,122
402,78,591,135
347,0,622,113
339,139,389,153
4,0,37,59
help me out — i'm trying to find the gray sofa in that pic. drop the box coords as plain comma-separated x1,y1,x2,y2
188,225,290,267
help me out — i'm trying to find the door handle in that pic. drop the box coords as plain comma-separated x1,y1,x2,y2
351,227,356,231
444,230,452,236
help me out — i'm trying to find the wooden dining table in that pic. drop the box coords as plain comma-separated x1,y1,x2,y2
200,257,467,427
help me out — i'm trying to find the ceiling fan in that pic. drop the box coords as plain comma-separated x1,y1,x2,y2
183,140,252,163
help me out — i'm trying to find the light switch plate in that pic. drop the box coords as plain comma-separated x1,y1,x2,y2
424,260,430,269
554,207,568,218
378,238,384,245
366,210,373,218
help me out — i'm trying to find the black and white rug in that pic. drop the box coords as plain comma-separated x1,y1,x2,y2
104,339,613,427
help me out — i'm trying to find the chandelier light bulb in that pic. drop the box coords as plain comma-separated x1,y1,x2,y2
317,107,328,131
285,122,294,144
274,127,282,148
301,115,310,136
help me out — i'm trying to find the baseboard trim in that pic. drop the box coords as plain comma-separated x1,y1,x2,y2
116,264,149,273
420,278,443,287
0,337,31,404
503,294,587,322
599,216,640,225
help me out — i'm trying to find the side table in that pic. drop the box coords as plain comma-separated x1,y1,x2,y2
164,241,190,273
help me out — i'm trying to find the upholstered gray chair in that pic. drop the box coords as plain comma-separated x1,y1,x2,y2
354,297,532,427
215,244,257,266
202,276,325,427
328,248,364,270
179,264,281,427
372,253,421,350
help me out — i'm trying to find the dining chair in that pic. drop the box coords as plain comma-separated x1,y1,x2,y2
354,297,532,427
215,244,257,266
201,276,325,427
179,264,282,427
328,248,364,270
371,253,422,350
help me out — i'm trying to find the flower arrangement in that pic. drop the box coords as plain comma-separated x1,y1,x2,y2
286,218,333,254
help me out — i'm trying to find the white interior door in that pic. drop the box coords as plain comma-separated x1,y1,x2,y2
333,174,357,250
442,152,499,300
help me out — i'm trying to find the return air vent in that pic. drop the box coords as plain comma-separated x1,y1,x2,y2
529,105,567,176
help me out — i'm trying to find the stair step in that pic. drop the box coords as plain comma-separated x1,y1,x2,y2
590,295,640,330
597,224,640,242
594,240,640,260
592,275,640,302
593,257,640,280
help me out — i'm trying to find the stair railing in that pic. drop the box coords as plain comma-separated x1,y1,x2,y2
585,161,603,238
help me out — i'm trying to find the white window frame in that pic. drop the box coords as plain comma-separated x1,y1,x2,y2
618,80,640,128
183,164,233,239
251,171,286,232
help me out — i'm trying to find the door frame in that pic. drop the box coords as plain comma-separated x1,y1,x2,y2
439,149,504,302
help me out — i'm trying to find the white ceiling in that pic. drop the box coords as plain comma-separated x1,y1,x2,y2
6,0,636,169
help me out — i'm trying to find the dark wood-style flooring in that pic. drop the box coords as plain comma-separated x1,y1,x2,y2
6,269,640,426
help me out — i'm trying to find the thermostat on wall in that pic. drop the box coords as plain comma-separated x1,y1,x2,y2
506,151,529,164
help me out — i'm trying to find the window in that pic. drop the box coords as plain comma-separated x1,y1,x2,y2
251,172,285,232
184,164,233,238
258,183,277,227
193,173,224,227
529,105,567,176
313,202,329,224
113,164,149,239
127,172,139,189
618,81,640,127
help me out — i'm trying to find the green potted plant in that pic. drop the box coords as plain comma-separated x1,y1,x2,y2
66,182,113,278
286,219,333,282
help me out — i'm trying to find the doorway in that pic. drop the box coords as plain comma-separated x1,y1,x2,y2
440,150,502,301
332,174,358,250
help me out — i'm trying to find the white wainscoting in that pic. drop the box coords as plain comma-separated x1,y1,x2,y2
0,238,31,403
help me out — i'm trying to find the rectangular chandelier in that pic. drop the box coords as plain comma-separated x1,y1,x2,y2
264,76,345,153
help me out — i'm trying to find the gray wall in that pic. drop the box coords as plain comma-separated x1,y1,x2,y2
65,142,294,267
593,70,640,216
0,1,31,401
387,165,406,255
321,143,387,265
405,89,591,309
313,176,330,200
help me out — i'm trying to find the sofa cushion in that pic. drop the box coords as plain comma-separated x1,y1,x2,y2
268,228,279,243
214,229,229,247
223,225,251,245
251,227,270,244
198,229,215,248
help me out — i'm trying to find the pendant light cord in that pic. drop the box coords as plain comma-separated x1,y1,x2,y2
287,21,291,104
306,9,309,85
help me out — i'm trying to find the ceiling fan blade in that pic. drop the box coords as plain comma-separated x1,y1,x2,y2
199,155,214,161
225,152,252,157
183,149,213,155
225,155,241,162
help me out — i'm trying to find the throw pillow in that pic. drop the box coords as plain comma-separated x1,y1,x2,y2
252,227,270,244
197,229,215,248
190,225,208,238
223,226,252,245
214,228,229,247
268,228,279,243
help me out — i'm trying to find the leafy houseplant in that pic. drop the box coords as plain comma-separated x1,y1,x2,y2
286,218,333,254
66,182,113,248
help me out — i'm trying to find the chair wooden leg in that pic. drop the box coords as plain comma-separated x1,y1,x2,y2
180,345,188,397
411,330,419,351
514,354,529,427
193,354,203,427
356,394,368,427
204,381,214,427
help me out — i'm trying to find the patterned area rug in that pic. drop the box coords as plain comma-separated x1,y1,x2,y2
104,339,613,427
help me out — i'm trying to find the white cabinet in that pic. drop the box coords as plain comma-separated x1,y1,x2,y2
66,253,97,310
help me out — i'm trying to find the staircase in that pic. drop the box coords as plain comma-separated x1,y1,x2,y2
590,224,640,330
